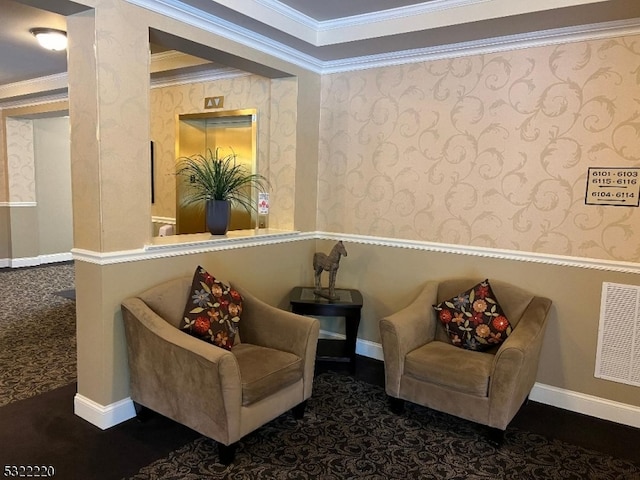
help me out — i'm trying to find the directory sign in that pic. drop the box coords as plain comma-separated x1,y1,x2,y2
585,167,640,206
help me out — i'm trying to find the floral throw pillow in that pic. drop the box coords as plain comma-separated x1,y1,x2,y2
180,266,242,350
433,279,511,351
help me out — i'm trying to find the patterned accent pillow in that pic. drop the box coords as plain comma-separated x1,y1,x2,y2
433,279,511,351
180,266,243,350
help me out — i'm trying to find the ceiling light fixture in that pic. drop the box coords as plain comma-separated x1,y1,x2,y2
29,28,68,51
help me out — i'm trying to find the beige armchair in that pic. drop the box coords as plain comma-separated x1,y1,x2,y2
379,278,552,442
121,276,320,464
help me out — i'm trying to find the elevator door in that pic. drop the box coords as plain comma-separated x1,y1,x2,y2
176,110,257,234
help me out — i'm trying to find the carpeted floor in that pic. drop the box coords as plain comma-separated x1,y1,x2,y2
125,372,640,480
2,263,640,480
0,262,76,406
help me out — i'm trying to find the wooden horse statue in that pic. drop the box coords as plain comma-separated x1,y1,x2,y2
313,241,348,300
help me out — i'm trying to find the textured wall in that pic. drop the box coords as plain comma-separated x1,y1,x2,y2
150,75,297,230
5,118,35,203
268,77,298,230
0,115,7,203
68,3,150,254
318,36,640,262
34,117,73,256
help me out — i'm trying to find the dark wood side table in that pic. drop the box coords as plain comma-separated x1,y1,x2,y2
289,287,363,373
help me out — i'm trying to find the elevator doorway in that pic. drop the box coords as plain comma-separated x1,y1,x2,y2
175,109,257,234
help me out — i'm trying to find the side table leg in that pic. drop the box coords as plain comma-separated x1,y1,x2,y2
345,312,360,374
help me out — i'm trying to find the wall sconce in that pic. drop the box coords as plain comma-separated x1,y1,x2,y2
29,28,67,51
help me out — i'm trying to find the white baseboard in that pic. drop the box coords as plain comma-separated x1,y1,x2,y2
40,252,73,264
8,252,72,268
356,338,384,361
319,330,384,361
530,382,640,429
10,256,41,268
0,258,9,268
74,393,136,430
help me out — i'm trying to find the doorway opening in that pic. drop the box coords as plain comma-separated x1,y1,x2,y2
175,109,258,234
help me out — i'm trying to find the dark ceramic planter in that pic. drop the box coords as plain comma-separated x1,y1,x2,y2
206,199,231,235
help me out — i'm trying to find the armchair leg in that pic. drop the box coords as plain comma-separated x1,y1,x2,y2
486,427,505,447
217,442,237,465
292,400,308,420
133,402,153,422
388,396,405,415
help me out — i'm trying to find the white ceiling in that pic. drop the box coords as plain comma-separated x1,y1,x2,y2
2,0,640,89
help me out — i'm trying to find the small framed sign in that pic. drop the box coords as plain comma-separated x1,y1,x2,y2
258,192,269,215
204,96,224,109
585,167,640,207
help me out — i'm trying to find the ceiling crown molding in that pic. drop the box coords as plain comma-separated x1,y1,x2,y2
321,17,640,74
131,0,640,76
129,0,324,72
150,66,249,89
244,0,492,45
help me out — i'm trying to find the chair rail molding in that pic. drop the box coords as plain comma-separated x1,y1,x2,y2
70,229,640,274
316,232,640,275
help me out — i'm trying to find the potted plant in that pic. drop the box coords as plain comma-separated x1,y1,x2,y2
176,148,269,235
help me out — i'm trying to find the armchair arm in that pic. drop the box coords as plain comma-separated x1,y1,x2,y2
488,295,552,429
121,298,243,444
379,281,439,395
232,285,319,359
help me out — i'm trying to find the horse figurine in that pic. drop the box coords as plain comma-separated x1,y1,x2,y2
313,241,348,300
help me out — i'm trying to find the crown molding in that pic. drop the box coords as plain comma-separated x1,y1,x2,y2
321,17,640,74
0,91,68,110
150,66,249,89
129,0,640,76
243,0,491,44
127,0,325,73
0,72,67,96
0,73,68,107
4,3,640,104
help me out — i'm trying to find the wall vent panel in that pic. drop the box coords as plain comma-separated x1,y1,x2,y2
595,282,640,387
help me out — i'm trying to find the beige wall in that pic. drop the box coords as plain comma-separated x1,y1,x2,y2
0,103,71,263
318,35,640,262
8,206,39,259
0,209,9,260
34,117,73,256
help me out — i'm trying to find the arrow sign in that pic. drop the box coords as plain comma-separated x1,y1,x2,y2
204,96,224,109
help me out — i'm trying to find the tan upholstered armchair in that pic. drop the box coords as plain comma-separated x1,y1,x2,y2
379,278,552,442
121,276,320,465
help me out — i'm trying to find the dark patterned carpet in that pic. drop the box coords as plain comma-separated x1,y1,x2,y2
0,263,76,407
126,372,640,480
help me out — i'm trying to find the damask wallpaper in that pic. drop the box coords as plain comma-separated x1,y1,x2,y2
318,35,640,262
5,118,35,204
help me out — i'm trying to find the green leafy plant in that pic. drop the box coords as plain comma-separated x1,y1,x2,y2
176,148,269,213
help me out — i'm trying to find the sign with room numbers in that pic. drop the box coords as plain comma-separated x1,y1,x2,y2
585,167,640,207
